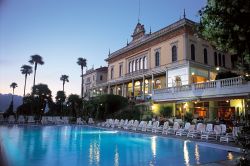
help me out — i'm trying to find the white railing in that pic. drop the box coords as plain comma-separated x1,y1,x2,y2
220,76,243,87
154,76,244,94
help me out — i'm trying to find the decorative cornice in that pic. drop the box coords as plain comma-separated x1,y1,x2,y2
105,18,197,62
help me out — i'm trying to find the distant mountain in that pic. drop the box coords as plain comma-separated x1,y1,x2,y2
0,93,23,112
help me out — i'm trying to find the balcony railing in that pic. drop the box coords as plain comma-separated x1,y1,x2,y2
153,77,250,102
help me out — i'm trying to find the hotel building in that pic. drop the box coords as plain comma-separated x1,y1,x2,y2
82,66,108,99
99,17,250,121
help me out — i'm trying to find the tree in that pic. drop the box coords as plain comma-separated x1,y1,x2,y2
29,54,44,87
20,65,33,97
10,82,18,102
56,91,66,115
31,84,52,118
199,0,250,73
60,75,69,92
67,94,82,118
77,57,87,99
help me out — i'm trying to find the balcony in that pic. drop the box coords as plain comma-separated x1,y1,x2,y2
153,77,250,102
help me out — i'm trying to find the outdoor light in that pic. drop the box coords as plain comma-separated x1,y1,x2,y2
191,72,194,75
152,80,155,83
216,67,220,71
100,88,102,91
226,100,229,103
246,73,249,77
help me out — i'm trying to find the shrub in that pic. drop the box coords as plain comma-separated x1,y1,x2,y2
184,112,193,123
215,71,239,80
159,106,172,118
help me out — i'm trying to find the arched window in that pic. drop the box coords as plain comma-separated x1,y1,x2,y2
132,60,135,72
191,44,195,61
143,56,147,69
110,67,114,79
139,58,142,70
155,51,160,67
128,62,131,73
172,45,177,62
204,48,208,64
214,52,218,66
218,53,222,66
155,79,161,89
222,54,225,67
136,59,139,71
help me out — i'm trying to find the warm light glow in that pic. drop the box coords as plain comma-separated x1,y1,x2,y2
194,101,197,104
151,105,156,111
226,100,229,103
227,152,234,160
183,103,188,109
151,136,157,157
246,73,249,77
216,67,220,71
152,80,155,83
191,72,194,75
195,144,200,164
183,140,190,166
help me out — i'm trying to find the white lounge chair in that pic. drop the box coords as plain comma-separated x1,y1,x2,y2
62,116,69,124
145,121,153,132
152,121,160,133
187,123,205,138
201,125,221,140
220,127,239,143
41,116,48,124
17,115,25,124
166,122,180,135
88,118,95,124
123,120,134,130
136,121,146,131
76,118,85,125
131,120,139,131
27,116,35,123
0,114,5,123
161,121,170,134
8,115,15,124
176,122,191,136
111,119,120,128
117,119,125,128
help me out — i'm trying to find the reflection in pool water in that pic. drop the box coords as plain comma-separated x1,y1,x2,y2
0,125,236,166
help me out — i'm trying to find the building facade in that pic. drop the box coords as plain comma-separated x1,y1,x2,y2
104,17,250,122
82,66,108,99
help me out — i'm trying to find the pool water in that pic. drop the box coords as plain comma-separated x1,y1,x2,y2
0,125,235,166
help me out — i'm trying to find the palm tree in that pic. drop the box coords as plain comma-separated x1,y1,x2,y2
29,54,44,87
77,58,87,99
60,75,69,92
10,82,18,102
20,65,33,97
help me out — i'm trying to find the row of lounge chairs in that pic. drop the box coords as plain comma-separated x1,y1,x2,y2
0,115,95,125
98,119,240,143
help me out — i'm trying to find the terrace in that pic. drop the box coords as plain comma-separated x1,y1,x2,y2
153,76,250,102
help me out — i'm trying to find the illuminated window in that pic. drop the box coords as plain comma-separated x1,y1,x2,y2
155,79,161,89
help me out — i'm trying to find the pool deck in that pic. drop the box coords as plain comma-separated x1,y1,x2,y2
0,123,244,166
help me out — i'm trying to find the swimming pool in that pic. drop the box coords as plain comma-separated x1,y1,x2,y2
0,125,237,166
